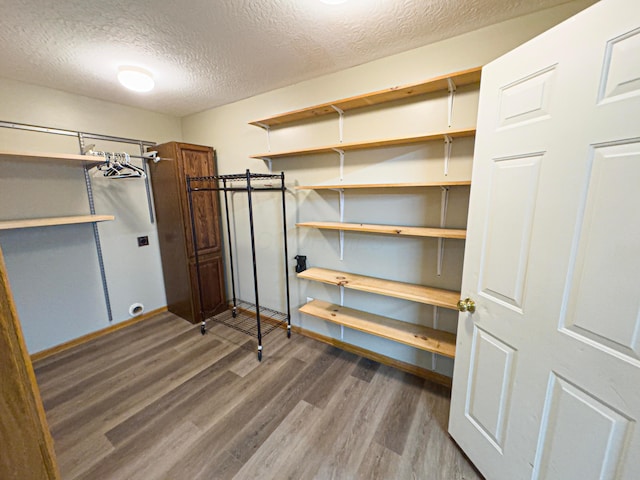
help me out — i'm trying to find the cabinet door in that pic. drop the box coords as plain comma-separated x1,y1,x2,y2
178,145,222,258
189,254,226,322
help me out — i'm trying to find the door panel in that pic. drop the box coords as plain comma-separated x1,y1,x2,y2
189,254,226,321
449,1,640,478
561,141,640,359
479,153,542,310
532,373,632,480
497,66,556,129
598,28,640,103
179,146,221,257
466,326,516,452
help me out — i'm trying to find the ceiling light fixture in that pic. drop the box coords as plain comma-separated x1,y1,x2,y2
117,66,155,92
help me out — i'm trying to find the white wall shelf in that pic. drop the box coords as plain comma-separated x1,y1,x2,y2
295,181,471,190
296,221,466,239
249,66,481,128
250,128,475,160
0,215,115,231
0,149,103,166
298,267,460,310
300,299,456,358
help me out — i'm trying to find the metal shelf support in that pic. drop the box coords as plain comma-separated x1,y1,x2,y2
444,135,453,177
78,133,113,322
331,105,345,143
437,186,450,276
332,148,345,181
447,78,457,127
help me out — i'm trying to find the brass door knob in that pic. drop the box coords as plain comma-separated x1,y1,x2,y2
457,297,476,313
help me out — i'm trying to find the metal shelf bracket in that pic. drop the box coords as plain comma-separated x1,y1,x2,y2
331,105,345,143
444,135,453,176
447,78,457,127
332,148,345,181
432,305,440,370
261,157,273,173
437,186,450,276
255,122,272,152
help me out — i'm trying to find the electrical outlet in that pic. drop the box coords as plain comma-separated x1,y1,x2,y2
306,297,314,304
137,236,149,247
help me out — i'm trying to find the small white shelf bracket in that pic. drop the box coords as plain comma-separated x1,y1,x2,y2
432,305,440,370
262,157,273,173
340,284,345,340
437,186,450,276
447,78,457,128
444,135,453,177
331,188,345,261
331,105,345,143
332,148,345,181
255,122,272,152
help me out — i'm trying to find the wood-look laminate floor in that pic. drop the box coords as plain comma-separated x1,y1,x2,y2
34,312,482,480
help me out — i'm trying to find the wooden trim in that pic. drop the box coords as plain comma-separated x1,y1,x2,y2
250,128,475,160
249,66,482,128
30,306,168,362
0,215,115,231
296,181,471,190
0,244,61,479
292,325,452,389
297,221,466,239
299,299,456,358
298,267,460,310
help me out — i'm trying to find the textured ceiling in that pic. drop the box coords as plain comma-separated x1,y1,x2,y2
0,0,574,116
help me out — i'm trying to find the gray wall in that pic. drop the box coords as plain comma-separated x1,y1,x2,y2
0,78,182,352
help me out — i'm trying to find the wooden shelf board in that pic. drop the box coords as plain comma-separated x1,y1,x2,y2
249,66,482,128
297,221,466,239
295,180,471,190
297,267,460,310
0,150,103,165
299,299,456,358
0,215,115,230
250,128,475,160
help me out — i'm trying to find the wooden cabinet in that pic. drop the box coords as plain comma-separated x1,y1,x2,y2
149,142,226,323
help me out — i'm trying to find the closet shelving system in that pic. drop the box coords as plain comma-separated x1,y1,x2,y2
0,121,159,322
249,67,481,380
186,169,291,361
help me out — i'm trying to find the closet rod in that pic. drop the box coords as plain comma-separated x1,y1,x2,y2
0,119,157,224
0,120,155,147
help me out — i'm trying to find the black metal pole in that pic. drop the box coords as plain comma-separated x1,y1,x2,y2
280,172,292,338
187,176,207,335
246,170,263,360
222,177,237,313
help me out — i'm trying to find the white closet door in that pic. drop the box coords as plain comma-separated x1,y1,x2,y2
449,0,640,478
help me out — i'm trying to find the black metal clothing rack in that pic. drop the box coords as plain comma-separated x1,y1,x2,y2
186,169,291,361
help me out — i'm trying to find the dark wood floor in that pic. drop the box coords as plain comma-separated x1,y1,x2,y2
34,312,482,480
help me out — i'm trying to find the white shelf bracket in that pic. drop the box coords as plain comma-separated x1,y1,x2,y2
331,105,345,143
339,284,345,339
437,186,450,276
262,157,273,173
444,135,453,177
432,305,439,370
333,148,345,181
447,78,457,127
255,122,272,152
330,187,346,260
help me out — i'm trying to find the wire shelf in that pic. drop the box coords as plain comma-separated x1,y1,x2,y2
206,300,288,338
188,172,284,192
